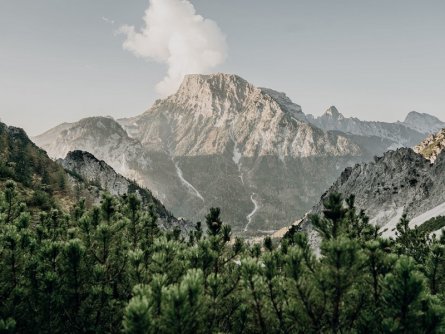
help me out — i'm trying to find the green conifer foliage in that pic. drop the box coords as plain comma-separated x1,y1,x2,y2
0,185,444,333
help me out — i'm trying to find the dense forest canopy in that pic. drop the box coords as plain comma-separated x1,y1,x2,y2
1,182,445,333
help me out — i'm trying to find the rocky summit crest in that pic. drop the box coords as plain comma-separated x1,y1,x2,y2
323,106,342,119
403,111,445,134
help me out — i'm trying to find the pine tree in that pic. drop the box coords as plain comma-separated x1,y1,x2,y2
382,256,444,333
1,182,445,333
206,207,223,236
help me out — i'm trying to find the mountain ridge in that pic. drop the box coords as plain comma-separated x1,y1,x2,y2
306,106,433,149
32,73,443,234
120,73,359,158
296,145,445,248
402,111,445,134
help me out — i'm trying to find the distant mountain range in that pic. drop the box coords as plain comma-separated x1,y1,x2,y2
33,73,444,235
307,106,444,148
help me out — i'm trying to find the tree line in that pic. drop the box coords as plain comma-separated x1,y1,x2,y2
1,182,445,333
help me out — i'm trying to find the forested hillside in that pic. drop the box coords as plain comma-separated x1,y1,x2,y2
1,185,445,333
0,123,71,210
0,122,184,230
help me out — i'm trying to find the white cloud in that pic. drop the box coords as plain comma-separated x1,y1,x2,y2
102,16,115,25
119,0,227,96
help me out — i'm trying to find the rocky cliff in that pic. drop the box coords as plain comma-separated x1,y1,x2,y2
414,128,445,163
58,150,191,231
299,147,445,247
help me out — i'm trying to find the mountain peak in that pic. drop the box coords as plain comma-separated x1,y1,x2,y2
165,73,256,117
404,110,425,121
259,88,304,120
323,106,343,119
181,72,247,84
159,72,307,122
65,150,105,165
403,110,443,124
177,73,251,96
402,111,445,134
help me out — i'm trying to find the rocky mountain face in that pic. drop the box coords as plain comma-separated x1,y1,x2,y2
35,73,368,235
0,121,176,226
121,74,359,158
33,73,443,235
60,150,134,197
414,128,445,163
58,150,191,231
33,117,153,184
300,147,445,246
307,106,432,150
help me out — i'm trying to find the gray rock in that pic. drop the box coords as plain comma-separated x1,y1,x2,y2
59,150,193,232
300,147,445,246
414,128,445,163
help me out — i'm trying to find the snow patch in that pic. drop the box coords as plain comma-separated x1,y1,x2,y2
233,143,242,165
374,207,405,238
409,202,445,229
375,202,445,238
244,193,259,232
174,160,205,202
230,125,245,185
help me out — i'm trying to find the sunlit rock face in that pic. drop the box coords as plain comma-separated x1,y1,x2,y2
36,73,408,235
414,128,445,163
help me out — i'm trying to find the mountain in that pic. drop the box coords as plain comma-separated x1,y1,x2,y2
298,145,445,246
33,116,154,184
35,73,367,234
120,74,356,158
414,128,445,163
58,150,182,224
0,120,186,230
0,121,120,211
0,121,73,209
307,106,432,149
402,111,445,134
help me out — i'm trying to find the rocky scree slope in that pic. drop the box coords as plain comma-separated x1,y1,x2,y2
299,147,445,246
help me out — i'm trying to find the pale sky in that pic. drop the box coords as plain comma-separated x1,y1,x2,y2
1,0,444,136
